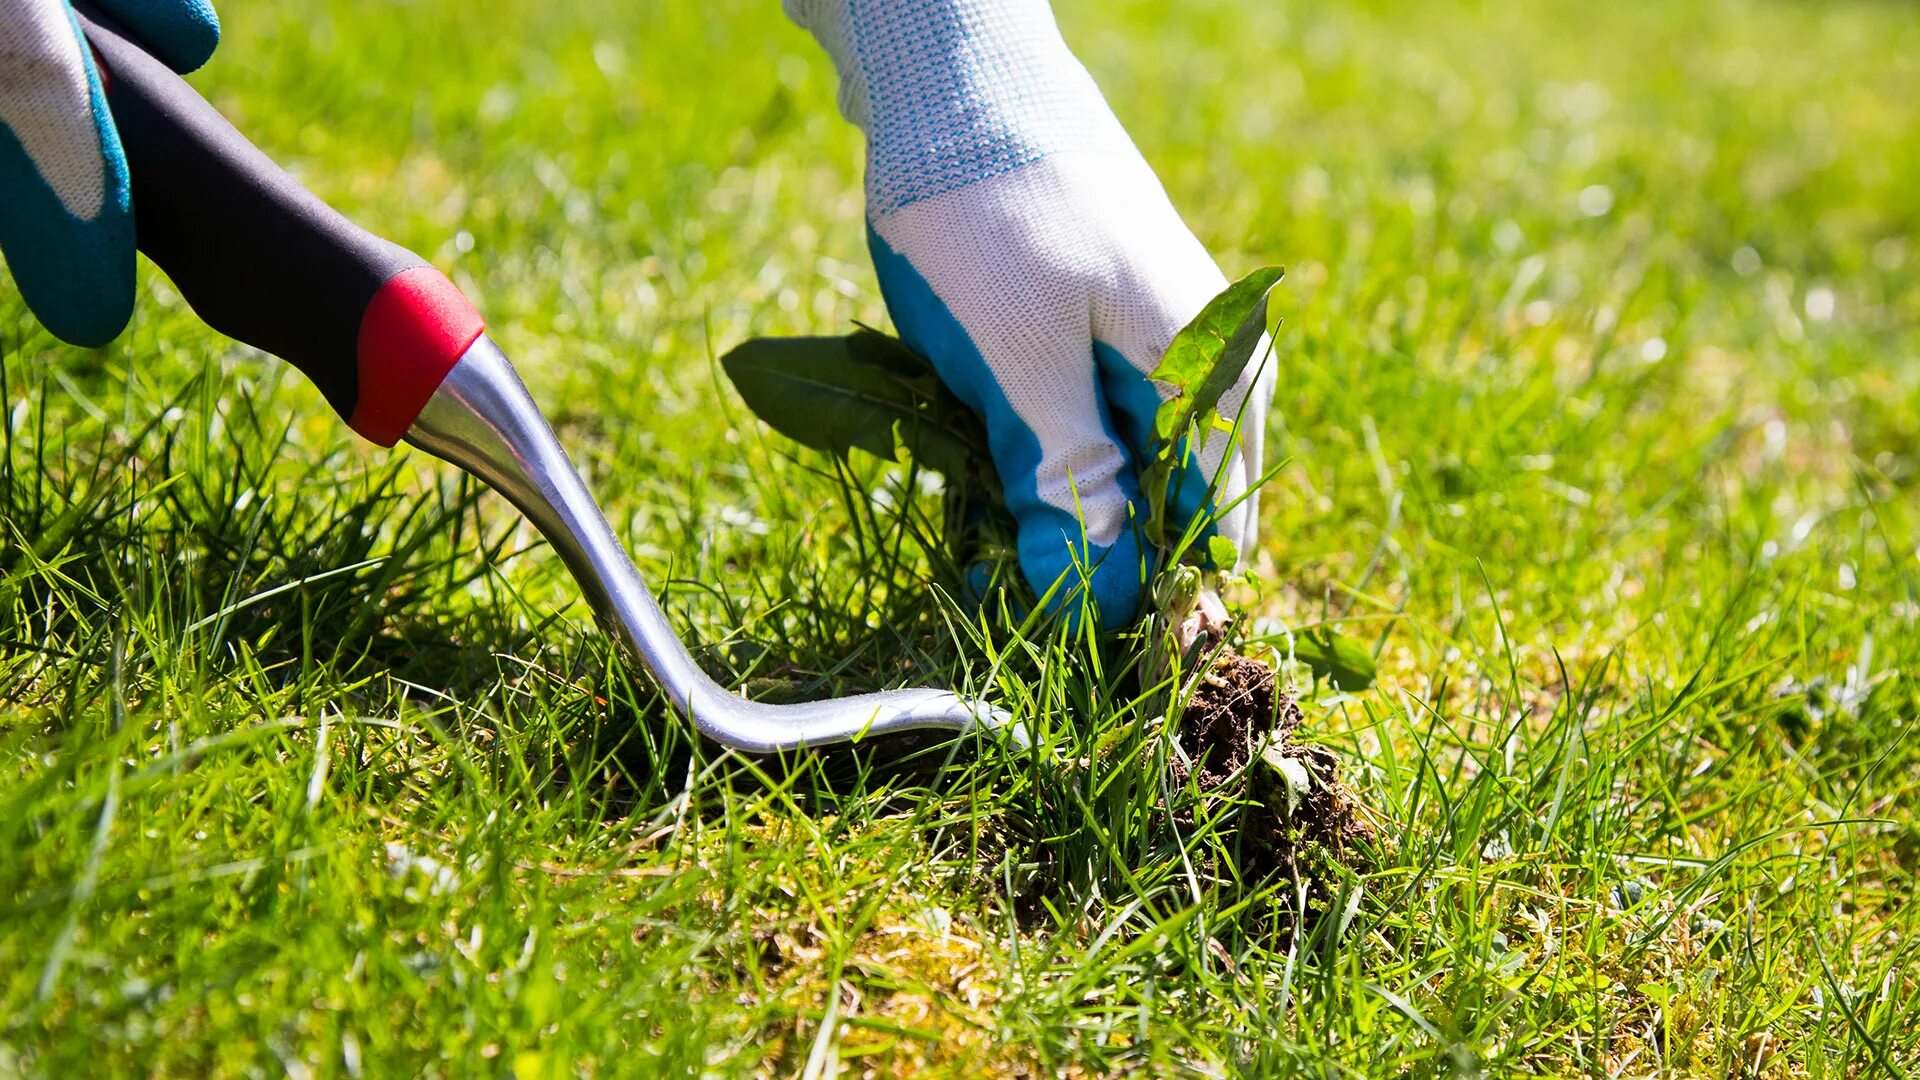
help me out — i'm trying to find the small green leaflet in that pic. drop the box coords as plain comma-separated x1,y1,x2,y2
1149,266,1284,446
1259,736,1315,819
1291,627,1377,691
1137,266,1283,548
1206,535,1239,572
719,329,985,480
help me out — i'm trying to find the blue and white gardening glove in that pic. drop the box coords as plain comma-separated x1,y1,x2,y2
787,0,1275,632
0,0,220,346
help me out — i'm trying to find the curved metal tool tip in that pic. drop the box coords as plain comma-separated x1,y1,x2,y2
406,335,1023,754
678,685,1027,755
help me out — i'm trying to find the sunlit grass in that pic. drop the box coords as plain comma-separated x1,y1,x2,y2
3,0,1918,1073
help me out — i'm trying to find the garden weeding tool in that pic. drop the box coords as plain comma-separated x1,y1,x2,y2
75,7,1013,753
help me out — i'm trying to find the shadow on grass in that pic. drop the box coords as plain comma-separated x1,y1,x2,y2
0,366,525,711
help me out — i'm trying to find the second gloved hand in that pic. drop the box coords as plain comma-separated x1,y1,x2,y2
0,0,219,346
788,0,1276,632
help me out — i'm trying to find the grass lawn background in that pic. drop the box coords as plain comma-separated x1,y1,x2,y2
4,0,1919,1073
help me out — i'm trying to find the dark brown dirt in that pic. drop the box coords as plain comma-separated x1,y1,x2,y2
1171,652,1374,879
988,650,1376,929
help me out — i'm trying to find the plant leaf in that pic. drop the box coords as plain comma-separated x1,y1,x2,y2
1206,535,1239,571
1149,266,1284,445
1292,627,1377,691
844,324,936,377
720,331,984,479
1260,737,1315,819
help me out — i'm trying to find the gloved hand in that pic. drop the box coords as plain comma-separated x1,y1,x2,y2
1,0,219,346
786,0,1274,632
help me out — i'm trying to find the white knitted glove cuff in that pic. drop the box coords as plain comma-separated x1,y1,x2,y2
784,0,1134,216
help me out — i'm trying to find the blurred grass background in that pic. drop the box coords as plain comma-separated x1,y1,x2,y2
3,0,1919,1073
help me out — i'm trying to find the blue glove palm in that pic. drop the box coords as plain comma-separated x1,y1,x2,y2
0,0,219,346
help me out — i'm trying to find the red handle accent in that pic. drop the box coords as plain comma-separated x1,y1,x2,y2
349,267,486,447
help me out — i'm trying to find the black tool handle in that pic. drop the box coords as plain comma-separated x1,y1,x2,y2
79,5,485,446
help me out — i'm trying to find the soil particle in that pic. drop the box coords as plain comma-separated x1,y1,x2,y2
1172,652,1374,878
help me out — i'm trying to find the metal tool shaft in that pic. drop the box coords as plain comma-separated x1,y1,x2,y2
405,337,1014,753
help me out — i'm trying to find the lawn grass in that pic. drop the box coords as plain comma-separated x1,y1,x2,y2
4,0,1920,1073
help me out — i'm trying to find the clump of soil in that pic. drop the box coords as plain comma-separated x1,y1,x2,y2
988,648,1375,928
1171,651,1374,879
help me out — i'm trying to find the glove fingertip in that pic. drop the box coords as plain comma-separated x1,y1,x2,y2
1084,538,1152,633
20,224,136,347
6,230,136,346
0,165,136,349
41,285,135,349
92,0,221,73
1020,528,1152,635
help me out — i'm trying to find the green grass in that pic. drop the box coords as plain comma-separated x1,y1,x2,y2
5,0,1920,1073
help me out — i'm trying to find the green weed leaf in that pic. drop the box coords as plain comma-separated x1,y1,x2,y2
1260,738,1315,819
1292,628,1377,690
1207,535,1239,571
721,329,985,479
1149,266,1284,446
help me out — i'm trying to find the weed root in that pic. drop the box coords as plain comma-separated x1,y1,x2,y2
1173,652,1374,881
